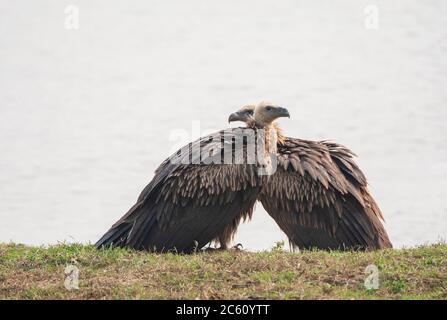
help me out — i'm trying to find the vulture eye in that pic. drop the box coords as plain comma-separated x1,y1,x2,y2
266,106,273,111
246,110,254,115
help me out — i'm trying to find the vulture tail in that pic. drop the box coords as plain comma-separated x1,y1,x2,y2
95,199,148,249
95,223,132,249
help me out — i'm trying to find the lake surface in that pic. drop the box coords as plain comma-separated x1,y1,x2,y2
1,1,446,250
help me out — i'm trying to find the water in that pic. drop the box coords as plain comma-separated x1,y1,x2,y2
0,1,446,250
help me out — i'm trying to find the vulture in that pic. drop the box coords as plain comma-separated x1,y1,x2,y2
227,105,392,250
96,102,290,252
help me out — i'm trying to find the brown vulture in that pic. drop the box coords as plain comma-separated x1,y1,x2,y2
227,105,392,250
95,102,290,252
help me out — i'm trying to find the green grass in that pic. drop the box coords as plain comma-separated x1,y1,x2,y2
0,242,446,299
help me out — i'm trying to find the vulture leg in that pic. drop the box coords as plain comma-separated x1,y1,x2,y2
213,205,255,249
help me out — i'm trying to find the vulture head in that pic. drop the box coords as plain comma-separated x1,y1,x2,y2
228,104,256,124
229,101,289,128
254,101,290,127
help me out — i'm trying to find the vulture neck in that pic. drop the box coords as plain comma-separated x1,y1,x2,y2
272,122,286,146
262,123,278,155
247,121,286,147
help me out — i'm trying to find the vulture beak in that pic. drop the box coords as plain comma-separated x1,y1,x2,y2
277,107,290,119
228,112,240,123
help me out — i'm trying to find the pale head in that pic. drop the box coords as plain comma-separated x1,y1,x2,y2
229,101,290,128
228,104,255,125
254,101,290,127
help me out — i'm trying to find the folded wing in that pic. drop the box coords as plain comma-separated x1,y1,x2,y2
259,138,392,250
96,128,262,252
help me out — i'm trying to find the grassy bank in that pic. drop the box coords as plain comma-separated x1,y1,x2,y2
0,242,446,299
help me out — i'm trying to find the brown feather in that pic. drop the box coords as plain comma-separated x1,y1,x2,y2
259,125,392,251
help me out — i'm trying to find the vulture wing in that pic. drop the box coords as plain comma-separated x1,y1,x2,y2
96,128,261,252
259,138,392,250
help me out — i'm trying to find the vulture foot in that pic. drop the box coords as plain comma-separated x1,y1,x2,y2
202,243,244,253
231,243,244,251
